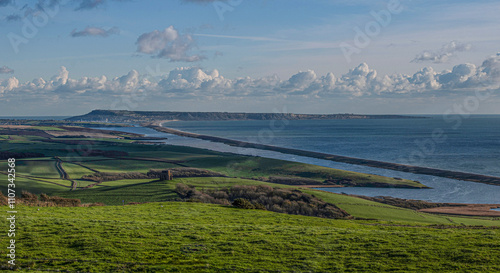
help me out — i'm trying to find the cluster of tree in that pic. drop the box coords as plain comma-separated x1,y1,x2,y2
354,195,466,210
259,176,321,185
175,184,350,219
55,135,91,138
0,151,45,160
82,172,149,182
0,191,103,207
82,168,226,182
148,168,226,178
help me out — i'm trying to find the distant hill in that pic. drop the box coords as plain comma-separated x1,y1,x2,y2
66,110,424,123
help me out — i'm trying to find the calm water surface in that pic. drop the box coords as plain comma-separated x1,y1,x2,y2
100,121,500,204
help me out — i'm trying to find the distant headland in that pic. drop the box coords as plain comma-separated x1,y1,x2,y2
66,110,426,123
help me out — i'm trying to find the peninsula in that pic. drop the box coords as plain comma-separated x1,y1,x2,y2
66,110,425,123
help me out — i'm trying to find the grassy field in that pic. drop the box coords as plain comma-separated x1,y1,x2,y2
61,162,96,179
58,179,179,205
53,176,500,227
1,124,500,272
1,202,499,272
303,189,500,225
6,160,60,179
0,174,69,194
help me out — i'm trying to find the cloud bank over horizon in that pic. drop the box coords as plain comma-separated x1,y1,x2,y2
1,56,499,115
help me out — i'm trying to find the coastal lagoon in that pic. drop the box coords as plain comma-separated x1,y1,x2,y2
99,116,500,204
166,115,500,177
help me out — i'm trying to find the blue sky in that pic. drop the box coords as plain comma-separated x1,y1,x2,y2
0,0,499,115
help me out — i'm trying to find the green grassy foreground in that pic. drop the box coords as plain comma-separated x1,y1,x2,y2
1,202,499,272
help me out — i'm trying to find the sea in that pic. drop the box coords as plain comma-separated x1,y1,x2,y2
5,115,500,204
130,115,500,204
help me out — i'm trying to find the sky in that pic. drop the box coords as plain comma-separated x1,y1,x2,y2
0,0,499,116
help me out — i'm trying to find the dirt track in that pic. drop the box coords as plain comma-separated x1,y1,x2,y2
55,158,76,190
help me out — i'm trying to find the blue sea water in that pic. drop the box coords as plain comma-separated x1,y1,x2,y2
98,115,500,204
166,115,500,178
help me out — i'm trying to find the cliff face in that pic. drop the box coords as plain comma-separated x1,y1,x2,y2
66,110,421,123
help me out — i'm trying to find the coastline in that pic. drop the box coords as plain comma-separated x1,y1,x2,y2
147,124,500,187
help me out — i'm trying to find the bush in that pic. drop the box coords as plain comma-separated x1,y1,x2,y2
174,184,350,219
82,167,227,182
175,184,197,198
82,172,149,182
2,191,98,207
149,168,226,178
0,192,7,206
232,198,255,209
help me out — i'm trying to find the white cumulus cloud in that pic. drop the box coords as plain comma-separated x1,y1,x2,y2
1,56,499,109
136,26,205,62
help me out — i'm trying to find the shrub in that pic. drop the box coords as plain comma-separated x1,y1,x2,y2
175,184,197,198
81,168,226,182
21,191,38,205
82,172,149,182
149,168,226,178
0,192,7,206
2,191,98,207
232,198,255,209
174,184,350,219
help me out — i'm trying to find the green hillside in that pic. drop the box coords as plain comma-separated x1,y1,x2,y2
2,202,499,272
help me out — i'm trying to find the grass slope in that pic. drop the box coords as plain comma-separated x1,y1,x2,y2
55,177,500,226
1,203,499,272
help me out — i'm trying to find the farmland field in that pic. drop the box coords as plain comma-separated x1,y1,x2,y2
10,160,60,179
